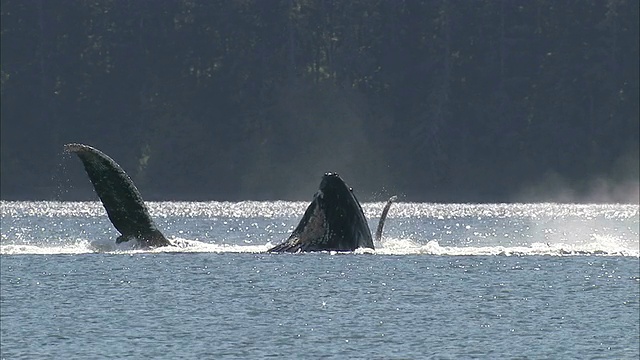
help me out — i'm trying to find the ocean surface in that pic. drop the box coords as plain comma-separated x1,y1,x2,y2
1,201,638,359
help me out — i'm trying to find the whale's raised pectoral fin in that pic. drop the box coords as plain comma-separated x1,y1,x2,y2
375,195,397,243
65,143,171,248
268,172,374,253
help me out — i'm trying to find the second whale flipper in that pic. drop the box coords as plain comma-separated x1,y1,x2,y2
374,195,397,243
269,172,388,253
64,143,171,248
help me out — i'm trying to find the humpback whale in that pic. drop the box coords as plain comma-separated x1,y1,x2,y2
268,172,396,253
64,143,172,248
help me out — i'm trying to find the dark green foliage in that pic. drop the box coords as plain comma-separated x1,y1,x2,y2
1,0,638,203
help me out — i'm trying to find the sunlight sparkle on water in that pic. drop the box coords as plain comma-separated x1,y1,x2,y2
1,201,638,257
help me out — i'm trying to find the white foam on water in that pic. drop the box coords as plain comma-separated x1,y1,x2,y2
147,238,271,254
2,201,637,256
2,235,636,257
375,235,639,257
0,240,96,255
0,237,273,255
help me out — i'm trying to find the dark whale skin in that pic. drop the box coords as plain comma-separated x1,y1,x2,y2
268,172,394,253
65,143,171,248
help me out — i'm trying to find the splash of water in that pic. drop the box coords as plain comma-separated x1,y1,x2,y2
1,236,636,257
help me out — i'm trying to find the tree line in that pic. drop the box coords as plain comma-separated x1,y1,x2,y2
1,0,638,203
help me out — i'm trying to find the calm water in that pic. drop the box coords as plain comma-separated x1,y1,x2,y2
1,201,639,359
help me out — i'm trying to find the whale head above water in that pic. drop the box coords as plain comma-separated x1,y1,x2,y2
268,172,395,253
64,143,171,248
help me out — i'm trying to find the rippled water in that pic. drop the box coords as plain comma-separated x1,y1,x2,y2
1,201,639,359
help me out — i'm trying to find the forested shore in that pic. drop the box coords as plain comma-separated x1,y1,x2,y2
1,1,638,203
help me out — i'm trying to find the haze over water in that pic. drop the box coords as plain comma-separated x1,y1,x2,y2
1,201,638,358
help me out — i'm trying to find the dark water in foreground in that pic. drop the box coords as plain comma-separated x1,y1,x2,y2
1,201,639,359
